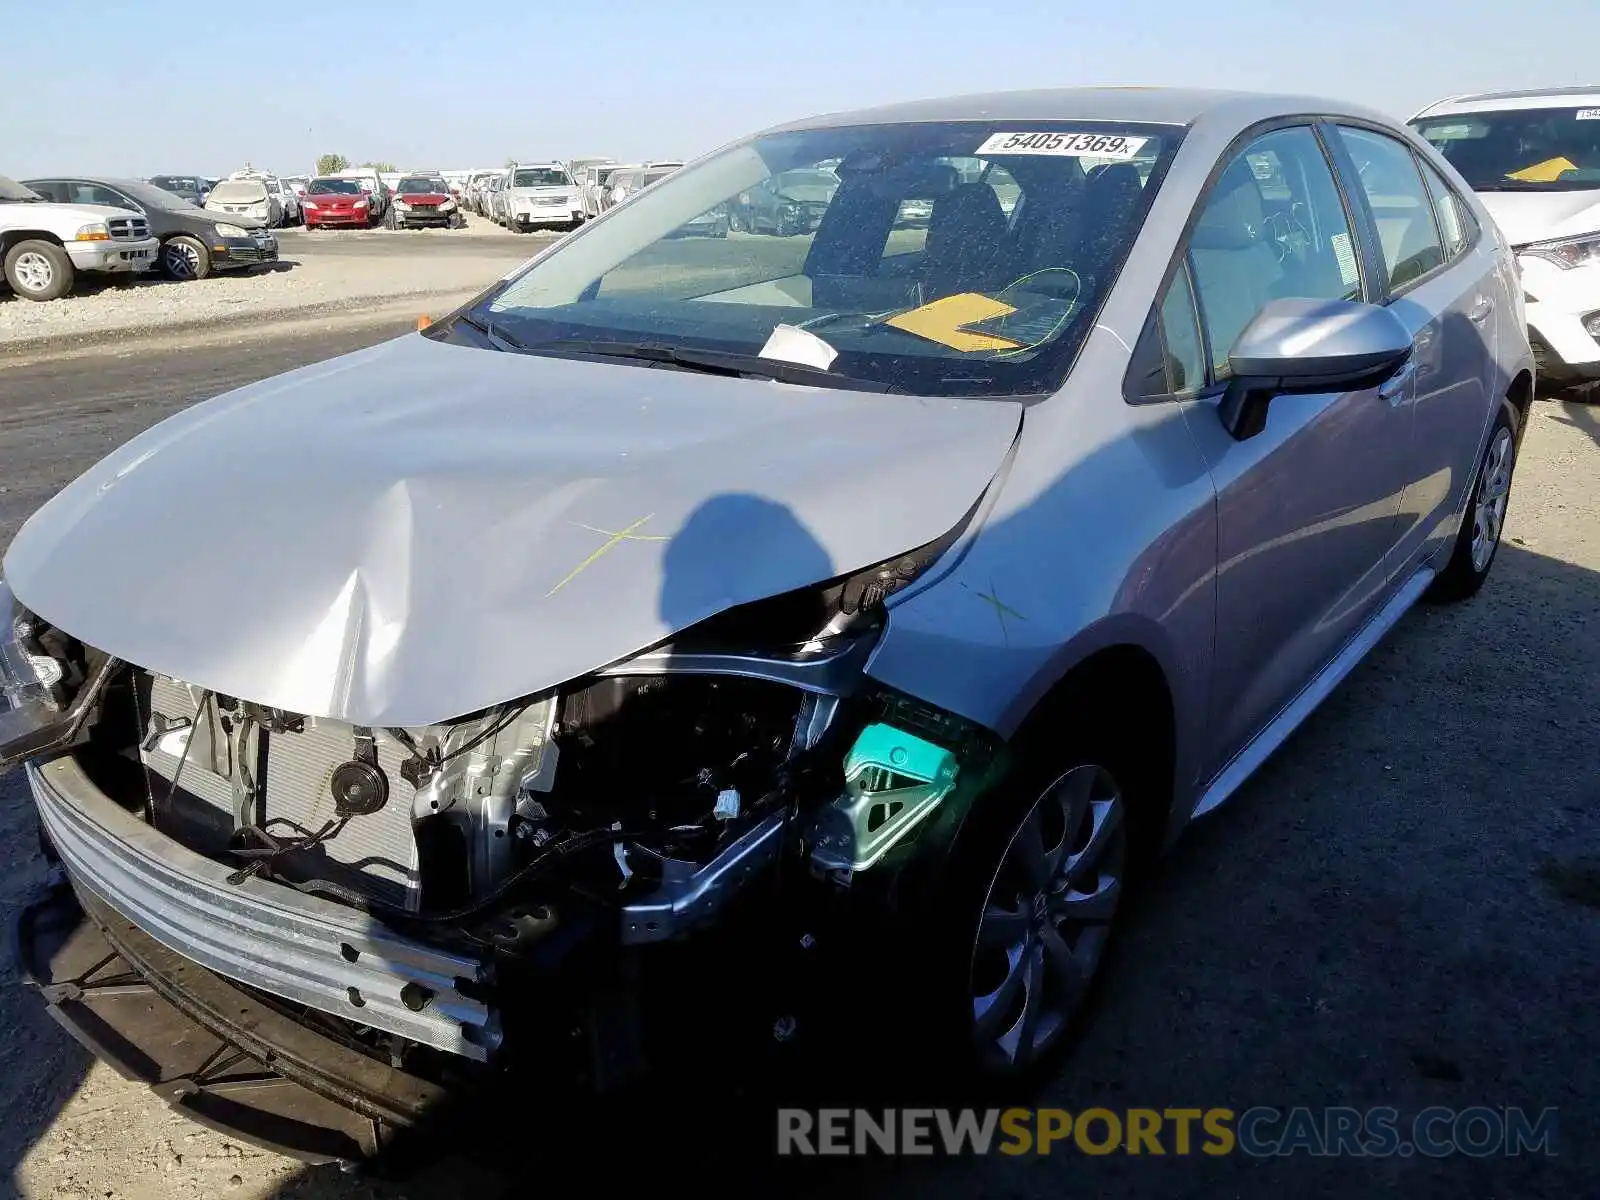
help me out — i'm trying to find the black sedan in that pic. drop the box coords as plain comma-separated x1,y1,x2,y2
24,176,278,281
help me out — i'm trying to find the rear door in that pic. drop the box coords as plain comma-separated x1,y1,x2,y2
1327,123,1499,577
1175,124,1417,781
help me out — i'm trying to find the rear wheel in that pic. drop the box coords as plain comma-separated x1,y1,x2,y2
4,239,73,301
1425,405,1518,603
160,235,211,281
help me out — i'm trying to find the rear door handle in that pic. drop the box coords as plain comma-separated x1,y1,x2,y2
1468,296,1494,324
1377,359,1416,405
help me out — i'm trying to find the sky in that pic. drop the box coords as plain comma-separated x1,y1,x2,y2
5,0,1598,179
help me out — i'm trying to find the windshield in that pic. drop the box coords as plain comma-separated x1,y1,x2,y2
470,120,1178,397
0,175,44,202
116,180,195,210
398,177,446,193
1411,106,1600,191
210,181,267,202
643,168,677,186
150,175,203,194
308,178,362,195
513,168,572,188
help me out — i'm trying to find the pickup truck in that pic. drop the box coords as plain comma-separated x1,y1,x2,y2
2,175,159,301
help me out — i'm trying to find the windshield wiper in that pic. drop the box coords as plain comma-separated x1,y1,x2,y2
497,336,894,392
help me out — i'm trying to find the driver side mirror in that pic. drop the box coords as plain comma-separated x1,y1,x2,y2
1217,297,1413,440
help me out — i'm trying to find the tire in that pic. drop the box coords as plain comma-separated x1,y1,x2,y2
1424,405,1519,603
160,235,211,282
868,700,1156,1093
4,239,73,301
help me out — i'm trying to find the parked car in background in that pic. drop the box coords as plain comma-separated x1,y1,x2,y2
147,175,209,207
567,157,615,193
1,175,158,300
607,162,681,208
581,163,633,219
206,178,280,228
484,172,510,225
387,176,463,229
284,176,310,208
501,162,583,231
265,176,299,226
300,177,374,229
0,91,1534,1159
728,166,840,234
1411,86,1600,390
669,202,731,238
24,176,277,281
464,171,496,215
332,168,389,220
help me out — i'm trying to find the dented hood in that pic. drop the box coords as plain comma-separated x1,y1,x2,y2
4,334,1020,727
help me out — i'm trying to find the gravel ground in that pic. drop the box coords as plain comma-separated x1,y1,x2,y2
0,325,1596,1198
0,215,551,352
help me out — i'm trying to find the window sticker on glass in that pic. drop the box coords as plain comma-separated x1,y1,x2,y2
1331,232,1359,289
1577,109,1600,121
975,132,1149,159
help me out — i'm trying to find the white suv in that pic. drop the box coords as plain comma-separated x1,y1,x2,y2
502,162,583,232
0,175,159,301
1412,88,1600,389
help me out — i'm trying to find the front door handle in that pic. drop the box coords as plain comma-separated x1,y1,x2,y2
1468,296,1494,324
1377,359,1416,405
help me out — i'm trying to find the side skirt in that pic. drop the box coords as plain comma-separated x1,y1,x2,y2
1188,565,1436,822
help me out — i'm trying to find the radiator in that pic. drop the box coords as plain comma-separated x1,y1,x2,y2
140,675,422,908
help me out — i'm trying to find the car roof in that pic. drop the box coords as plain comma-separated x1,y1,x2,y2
764,86,1390,134
1412,85,1600,118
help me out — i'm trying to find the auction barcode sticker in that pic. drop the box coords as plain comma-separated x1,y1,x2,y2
976,132,1149,158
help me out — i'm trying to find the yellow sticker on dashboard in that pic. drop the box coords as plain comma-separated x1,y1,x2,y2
1507,156,1577,183
884,293,1022,352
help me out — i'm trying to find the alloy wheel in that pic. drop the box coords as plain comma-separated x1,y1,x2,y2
970,764,1126,1070
164,241,200,279
13,251,54,293
1471,426,1514,572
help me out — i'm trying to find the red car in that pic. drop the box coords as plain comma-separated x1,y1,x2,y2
385,176,464,229
299,177,373,229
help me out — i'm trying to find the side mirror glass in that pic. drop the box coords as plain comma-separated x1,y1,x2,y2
1219,298,1413,440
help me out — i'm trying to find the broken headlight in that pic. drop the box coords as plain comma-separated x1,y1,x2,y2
0,581,65,714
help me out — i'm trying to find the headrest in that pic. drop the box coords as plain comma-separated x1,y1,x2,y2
1191,161,1268,251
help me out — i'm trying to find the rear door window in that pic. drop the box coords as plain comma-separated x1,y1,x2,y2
1418,158,1478,261
1336,126,1446,291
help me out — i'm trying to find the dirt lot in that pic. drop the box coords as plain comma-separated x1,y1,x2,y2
0,215,549,354
0,321,1595,1198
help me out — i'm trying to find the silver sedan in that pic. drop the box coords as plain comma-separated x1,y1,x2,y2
1,88,1531,1155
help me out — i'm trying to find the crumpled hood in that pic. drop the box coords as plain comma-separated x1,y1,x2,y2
1477,189,1600,245
4,334,1021,727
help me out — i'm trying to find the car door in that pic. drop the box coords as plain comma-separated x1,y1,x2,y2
1173,124,1417,781
1327,124,1499,578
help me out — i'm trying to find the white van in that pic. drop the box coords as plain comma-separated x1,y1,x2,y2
1412,87,1600,388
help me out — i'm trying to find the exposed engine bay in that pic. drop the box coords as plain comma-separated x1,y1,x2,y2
116,666,816,922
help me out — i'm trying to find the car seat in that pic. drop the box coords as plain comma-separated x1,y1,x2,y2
1188,159,1285,372
918,182,1008,300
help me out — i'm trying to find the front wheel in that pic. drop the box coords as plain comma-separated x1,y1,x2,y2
160,235,211,281
1424,405,1518,603
4,239,74,301
964,762,1128,1076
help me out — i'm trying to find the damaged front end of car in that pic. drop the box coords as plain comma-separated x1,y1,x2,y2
6,529,1011,1165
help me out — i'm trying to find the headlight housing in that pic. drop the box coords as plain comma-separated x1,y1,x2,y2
394,199,411,210
1522,233,1600,270
213,223,249,238
73,224,110,242
440,199,456,211
0,584,64,714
